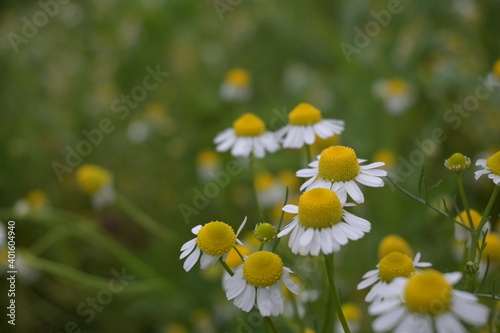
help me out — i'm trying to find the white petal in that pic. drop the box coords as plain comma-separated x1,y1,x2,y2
304,126,315,145
234,284,256,312
451,292,489,325
356,173,385,187
278,219,298,238
226,275,247,300
444,272,462,285
180,238,196,254
283,271,300,295
257,287,272,317
183,246,200,272
435,313,467,333
357,274,380,290
369,298,402,315
283,204,299,214
200,252,219,269
299,228,314,247
236,216,247,236
214,128,234,144
371,306,406,332
345,181,364,203
191,225,202,234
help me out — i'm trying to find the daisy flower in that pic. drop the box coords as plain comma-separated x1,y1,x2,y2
454,209,490,245
297,145,387,204
368,269,489,333
214,113,279,158
475,150,500,185
377,234,414,260
357,252,431,303
219,68,252,102
224,251,299,317
486,58,500,87
276,103,344,149
372,77,415,115
75,164,115,209
180,218,246,272
277,188,371,256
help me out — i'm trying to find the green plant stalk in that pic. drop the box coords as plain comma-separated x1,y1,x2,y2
249,154,263,219
290,293,305,333
264,317,279,333
323,253,350,333
305,144,313,164
21,252,165,293
271,186,289,252
219,257,234,276
29,225,72,255
456,172,474,229
114,193,173,243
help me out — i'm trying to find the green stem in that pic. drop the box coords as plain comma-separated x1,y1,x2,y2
29,225,72,255
456,172,474,229
264,317,279,333
249,154,262,219
21,252,165,293
290,293,305,333
305,144,312,164
323,253,350,333
233,245,245,262
271,187,289,252
114,193,173,243
258,242,265,251
219,257,234,276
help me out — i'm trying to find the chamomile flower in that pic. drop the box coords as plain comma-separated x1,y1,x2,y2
75,164,115,209
13,189,49,217
475,150,500,185
196,149,221,182
486,59,500,87
220,68,252,102
277,188,371,256
357,252,431,303
214,113,279,158
372,77,415,114
180,218,246,272
297,146,387,204
377,234,413,260
368,269,489,333
454,209,490,245
276,103,344,149
224,251,299,317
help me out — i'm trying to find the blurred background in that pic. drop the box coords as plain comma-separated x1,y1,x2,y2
1,0,499,332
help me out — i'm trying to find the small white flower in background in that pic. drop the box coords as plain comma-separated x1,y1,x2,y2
278,188,371,256
357,252,431,304
214,113,279,158
180,218,246,272
224,251,299,317
276,103,344,149
372,77,415,115
126,120,150,143
253,172,285,208
196,149,221,182
13,189,49,217
485,59,500,87
368,269,489,333
475,150,500,185
75,164,115,209
297,146,387,204
220,68,252,102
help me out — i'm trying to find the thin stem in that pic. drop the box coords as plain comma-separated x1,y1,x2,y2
258,242,265,251
249,154,262,219
264,317,279,333
323,253,350,333
233,245,245,262
290,293,305,333
115,193,173,242
456,172,474,229
304,144,313,164
219,257,234,276
271,186,289,252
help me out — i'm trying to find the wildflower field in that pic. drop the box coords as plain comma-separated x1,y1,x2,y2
1,1,500,332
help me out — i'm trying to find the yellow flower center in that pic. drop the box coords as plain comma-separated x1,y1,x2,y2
196,221,236,256
404,269,453,316
76,164,112,195
378,235,413,260
379,252,415,283
456,209,483,228
486,151,500,176
373,149,396,168
226,68,251,87
225,244,251,268
318,146,360,182
233,113,265,137
387,78,408,96
243,251,283,287
493,59,500,79
26,189,48,210
482,233,500,263
298,188,343,229
197,149,219,167
288,103,322,126
254,172,274,190
341,302,362,321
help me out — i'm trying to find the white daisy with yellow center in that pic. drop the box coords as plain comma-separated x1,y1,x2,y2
357,251,431,303
369,269,489,333
475,151,500,185
214,113,279,158
486,59,500,87
297,146,387,204
276,103,344,149
224,251,299,317
180,218,246,271
277,188,370,255
220,68,252,102
76,164,115,209
372,77,415,115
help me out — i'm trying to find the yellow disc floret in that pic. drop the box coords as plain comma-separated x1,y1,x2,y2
482,233,500,263
341,302,362,321
387,77,408,96
456,209,483,229
196,221,236,256
298,188,343,229
288,103,322,126
233,113,265,137
493,59,500,79
226,68,251,87
486,151,500,175
404,269,453,316
378,234,413,260
379,252,415,283
26,189,48,210
318,146,360,182
76,164,113,195
243,251,283,287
